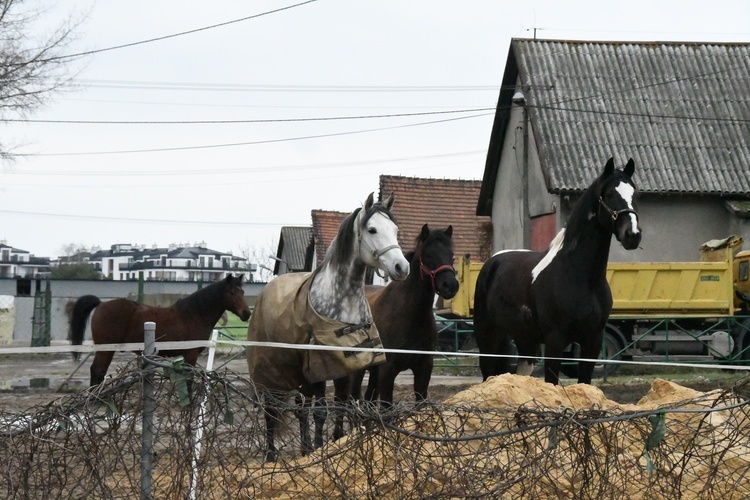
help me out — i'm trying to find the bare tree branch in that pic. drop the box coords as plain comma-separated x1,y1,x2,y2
0,0,85,156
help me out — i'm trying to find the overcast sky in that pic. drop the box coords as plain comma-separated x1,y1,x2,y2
1,0,749,264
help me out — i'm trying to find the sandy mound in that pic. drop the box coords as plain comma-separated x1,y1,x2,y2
239,374,749,499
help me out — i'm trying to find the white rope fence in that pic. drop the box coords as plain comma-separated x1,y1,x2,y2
3,335,750,373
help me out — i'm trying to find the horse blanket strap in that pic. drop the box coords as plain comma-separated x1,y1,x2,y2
246,272,386,390
335,321,372,337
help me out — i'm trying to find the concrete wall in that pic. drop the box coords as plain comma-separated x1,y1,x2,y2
0,278,264,346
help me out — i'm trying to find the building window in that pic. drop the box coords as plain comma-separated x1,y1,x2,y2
16,278,31,296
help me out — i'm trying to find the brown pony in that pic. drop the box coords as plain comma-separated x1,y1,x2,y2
352,224,458,403
69,274,250,386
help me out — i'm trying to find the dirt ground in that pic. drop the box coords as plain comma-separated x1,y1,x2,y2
0,351,745,413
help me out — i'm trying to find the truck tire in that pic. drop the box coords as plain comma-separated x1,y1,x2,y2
560,326,624,379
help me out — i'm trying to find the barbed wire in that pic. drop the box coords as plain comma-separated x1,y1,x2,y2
2,358,750,498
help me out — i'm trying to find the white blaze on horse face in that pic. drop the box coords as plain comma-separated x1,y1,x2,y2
531,228,566,283
615,181,640,234
360,212,410,280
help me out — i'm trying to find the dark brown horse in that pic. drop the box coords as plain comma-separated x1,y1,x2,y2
331,224,458,438
69,274,251,386
473,157,641,385
352,224,459,403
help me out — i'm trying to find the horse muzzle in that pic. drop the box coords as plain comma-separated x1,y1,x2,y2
433,271,459,300
387,260,410,281
617,226,642,250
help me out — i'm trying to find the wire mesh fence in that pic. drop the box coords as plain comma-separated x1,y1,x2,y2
2,357,750,499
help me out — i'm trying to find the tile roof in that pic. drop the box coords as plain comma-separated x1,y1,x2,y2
311,209,349,264
380,175,491,261
480,39,750,213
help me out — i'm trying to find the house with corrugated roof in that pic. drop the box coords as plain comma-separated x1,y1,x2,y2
478,38,750,262
273,227,314,274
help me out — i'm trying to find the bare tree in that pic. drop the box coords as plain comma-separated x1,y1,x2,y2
237,238,277,282
0,0,83,159
58,242,91,263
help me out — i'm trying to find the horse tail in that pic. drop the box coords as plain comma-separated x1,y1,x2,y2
473,259,499,330
69,295,101,362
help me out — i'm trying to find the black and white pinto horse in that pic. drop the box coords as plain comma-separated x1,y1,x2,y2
473,157,641,385
246,192,409,462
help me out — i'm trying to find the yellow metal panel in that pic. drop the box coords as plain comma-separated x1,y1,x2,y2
607,261,732,314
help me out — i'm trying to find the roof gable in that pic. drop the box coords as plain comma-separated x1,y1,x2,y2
380,175,491,261
275,226,314,273
480,39,750,213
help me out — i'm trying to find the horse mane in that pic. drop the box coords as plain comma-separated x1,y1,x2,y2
560,171,610,254
324,202,397,268
174,278,227,316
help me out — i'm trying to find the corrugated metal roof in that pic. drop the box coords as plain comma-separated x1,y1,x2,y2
277,226,313,272
509,39,750,195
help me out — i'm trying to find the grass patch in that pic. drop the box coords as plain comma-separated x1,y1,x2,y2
215,312,249,341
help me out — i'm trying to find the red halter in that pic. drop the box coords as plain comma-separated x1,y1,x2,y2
419,258,455,293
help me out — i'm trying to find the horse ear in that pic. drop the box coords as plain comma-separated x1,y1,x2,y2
420,223,430,241
602,157,615,177
624,158,635,177
445,225,453,238
383,192,395,211
364,192,374,210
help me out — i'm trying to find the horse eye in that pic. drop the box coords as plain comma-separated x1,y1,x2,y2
368,228,377,234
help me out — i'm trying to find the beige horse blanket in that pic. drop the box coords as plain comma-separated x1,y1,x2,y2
247,272,385,391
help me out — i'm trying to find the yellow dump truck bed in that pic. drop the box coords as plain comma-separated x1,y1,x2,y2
445,236,747,320
606,261,735,316
440,256,482,318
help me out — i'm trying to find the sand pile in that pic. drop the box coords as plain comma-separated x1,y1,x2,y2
238,374,750,499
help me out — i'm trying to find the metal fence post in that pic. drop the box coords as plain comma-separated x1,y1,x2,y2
141,321,156,500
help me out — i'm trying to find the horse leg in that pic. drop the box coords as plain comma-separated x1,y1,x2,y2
263,397,282,463
413,355,433,403
364,365,379,401
377,360,400,406
182,349,201,399
478,333,513,380
542,331,567,385
332,376,351,440
350,369,366,401
295,392,313,455
514,337,537,377
577,328,605,385
89,351,115,387
311,381,327,450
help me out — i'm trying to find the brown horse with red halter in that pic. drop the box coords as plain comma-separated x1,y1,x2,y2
335,224,459,429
